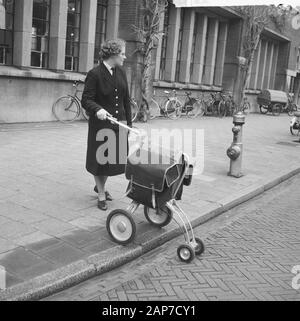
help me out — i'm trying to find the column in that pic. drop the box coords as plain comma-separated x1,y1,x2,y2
266,43,274,89
263,42,272,89
106,0,120,39
214,21,228,86
190,15,208,84
164,7,181,82
13,0,33,67
249,40,261,89
202,18,219,85
270,44,279,89
178,9,195,83
274,42,290,91
49,0,68,71
79,0,97,72
256,40,267,90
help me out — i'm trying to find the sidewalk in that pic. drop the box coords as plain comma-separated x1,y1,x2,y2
0,114,299,300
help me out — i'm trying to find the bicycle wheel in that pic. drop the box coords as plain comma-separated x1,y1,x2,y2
165,99,182,120
130,99,139,123
218,101,227,118
187,99,203,119
149,98,160,120
52,96,80,123
272,103,282,116
259,105,269,114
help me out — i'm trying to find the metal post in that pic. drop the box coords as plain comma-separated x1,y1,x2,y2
227,112,246,178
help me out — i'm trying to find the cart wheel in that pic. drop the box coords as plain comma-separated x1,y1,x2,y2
144,205,173,227
106,209,136,245
259,105,268,114
272,103,282,116
177,244,195,263
191,238,205,256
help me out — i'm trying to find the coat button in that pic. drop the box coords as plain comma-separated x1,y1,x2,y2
116,104,119,107
116,96,119,99
116,111,119,114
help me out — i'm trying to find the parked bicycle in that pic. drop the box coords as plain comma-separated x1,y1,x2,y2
148,89,182,120
283,94,298,116
130,95,150,123
218,92,251,118
52,80,89,123
197,92,220,117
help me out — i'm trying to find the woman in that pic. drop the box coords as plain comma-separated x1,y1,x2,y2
81,39,132,211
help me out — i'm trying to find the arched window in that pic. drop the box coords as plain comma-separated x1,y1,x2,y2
0,0,15,65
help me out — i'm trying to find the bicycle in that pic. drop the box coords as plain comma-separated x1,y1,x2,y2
218,92,235,118
283,94,298,116
218,93,250,118
197,92,219,117
52,80,89,123
148,89,182,120
178,91,204,119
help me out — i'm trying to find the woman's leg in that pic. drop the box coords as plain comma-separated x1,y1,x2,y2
94,175,108,201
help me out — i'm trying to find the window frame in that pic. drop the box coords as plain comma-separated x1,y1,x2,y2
30,0,51,69
159,4,170,81
94,0,108,65
65,0,82,72
0,0,15,66
174,8,184,83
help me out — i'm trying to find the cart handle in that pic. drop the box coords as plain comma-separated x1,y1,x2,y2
106,115,141,135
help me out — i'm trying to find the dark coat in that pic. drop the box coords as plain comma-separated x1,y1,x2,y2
81,62,132,176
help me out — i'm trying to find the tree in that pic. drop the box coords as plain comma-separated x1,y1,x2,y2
131,0,168,120
233,4,296,110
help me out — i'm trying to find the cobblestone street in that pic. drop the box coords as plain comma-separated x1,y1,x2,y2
45,174,300,301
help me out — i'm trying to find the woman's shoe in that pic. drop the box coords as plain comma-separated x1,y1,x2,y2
94,186,113,201
98,200,108,211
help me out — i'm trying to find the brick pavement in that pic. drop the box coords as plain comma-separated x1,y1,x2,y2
44,174,300,301
0,114,299,291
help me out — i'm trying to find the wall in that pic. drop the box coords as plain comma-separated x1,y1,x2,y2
0,75,85,123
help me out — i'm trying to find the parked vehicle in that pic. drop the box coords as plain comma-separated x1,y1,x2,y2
283,94,298,116
290,111,300,136
257,89,288,116
148,89,182,120
52,80,89,123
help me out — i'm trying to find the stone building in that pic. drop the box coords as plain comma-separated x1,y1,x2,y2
0,0,299,123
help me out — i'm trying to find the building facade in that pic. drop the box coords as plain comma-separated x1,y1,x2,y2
0,0,299,123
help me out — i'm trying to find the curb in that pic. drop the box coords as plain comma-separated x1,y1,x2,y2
1,166,299,301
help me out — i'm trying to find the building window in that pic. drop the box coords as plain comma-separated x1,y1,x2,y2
0,0,14,65
65,0,82,71
94,0,108,65
31,0,51,68
175,8,184,82
159,4,170,80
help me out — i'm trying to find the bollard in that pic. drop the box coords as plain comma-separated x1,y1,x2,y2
227,112,246,178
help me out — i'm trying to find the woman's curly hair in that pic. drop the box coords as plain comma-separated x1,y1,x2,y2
99,39,126,61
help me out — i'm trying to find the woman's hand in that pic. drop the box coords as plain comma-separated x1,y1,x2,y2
96,109,110,120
